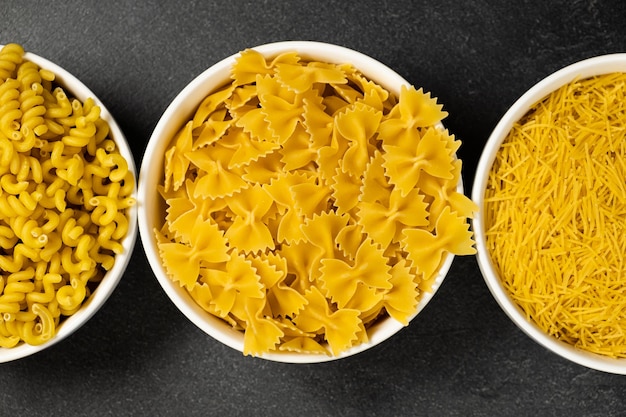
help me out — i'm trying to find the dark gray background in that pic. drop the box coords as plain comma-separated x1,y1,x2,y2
1,1,625,416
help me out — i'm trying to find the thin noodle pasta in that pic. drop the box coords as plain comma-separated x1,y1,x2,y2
485,72,626,358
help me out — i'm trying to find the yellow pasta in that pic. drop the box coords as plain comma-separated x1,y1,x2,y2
485,72,626,358
157,48,476,356
0,43,135,347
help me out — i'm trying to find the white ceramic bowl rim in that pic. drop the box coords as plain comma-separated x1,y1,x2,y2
138,41,458,363
0,49,138,363
472,53,626,374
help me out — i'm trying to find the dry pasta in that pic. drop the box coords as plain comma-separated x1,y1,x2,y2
484,73,626,358
0,43,135,348
157,48,476,356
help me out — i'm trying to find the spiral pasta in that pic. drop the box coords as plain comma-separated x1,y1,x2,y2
0,43,135,348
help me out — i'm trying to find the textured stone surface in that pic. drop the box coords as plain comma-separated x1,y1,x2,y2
1,1,626,415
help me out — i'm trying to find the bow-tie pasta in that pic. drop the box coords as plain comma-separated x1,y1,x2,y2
157,48,476,357
0,44,135,348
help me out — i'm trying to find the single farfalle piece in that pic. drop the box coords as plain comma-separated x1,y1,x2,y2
277,239,324,293
316,127,350,187
330,167,363,216
335,101,382,175
192,109,233,150
219,127,280,169
234,103,276,144
203,254,264,320
263,171,309,214
360,150,392,205
157,218,230,290
272,314,316,339
267,279,308,320
163,184,194,242
263,171,314,244
163,121,193,192
289,173,332,218
357,186,429,249
321,227,387,315
334,223,365,259
242,150,284,184
382,127,456,197
279,335,329,355
224,184,275,253
230,49,300,86
258,75,303,144
322,92,350,117
191,85,234,129
189,282,239,328
279,123,317,172
293,286,361,356
319,237,392,309
378,85,448,146
300,211,350,258
185,145,247,199
302,92,334,150
165,179,228,243
328,69,365,106
248,254,306,318
382,259,419,325
417,159,478,231
402,206,476,280
275,61,347,94
242,297,285,356
342,282,385,315
348,71,391,112
226,85,258,111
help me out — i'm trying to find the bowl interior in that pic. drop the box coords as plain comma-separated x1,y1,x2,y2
472,53,626,374
138,41,459,363
0,50,138,363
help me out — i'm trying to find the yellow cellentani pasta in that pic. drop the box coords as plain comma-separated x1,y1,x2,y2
485,72,626,358
0,43,135,348
157,49,476,357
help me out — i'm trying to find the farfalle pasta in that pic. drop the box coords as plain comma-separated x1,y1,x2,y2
156,48,476,356
0,43,135,348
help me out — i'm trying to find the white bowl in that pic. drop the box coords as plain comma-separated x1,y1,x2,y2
472,54,626,374
0,49,138,363
138,41,458,363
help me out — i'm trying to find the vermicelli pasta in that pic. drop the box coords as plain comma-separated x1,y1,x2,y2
485,72,626,358
0,43,134,348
